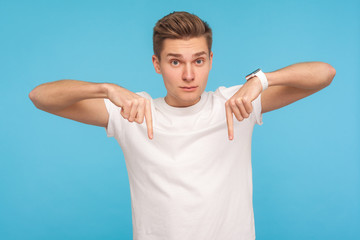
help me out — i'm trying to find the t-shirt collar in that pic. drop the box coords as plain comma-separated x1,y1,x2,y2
157,91,209,116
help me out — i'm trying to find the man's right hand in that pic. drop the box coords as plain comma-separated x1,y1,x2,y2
29,80,153,140
106,84,153,139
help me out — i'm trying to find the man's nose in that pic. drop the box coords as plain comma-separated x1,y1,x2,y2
182,63,195,81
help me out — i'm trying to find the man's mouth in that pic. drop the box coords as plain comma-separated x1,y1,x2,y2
180,86,197,89
180,86,198,91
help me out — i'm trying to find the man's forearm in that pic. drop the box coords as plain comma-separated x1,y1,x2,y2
29,79,109,111
265,61,336,90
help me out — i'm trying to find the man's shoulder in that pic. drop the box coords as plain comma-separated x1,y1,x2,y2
135,91,153,100
211,85,243,100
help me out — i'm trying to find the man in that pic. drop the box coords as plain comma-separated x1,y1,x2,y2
29,11,335,240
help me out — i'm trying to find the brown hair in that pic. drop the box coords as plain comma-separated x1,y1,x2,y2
153,11,212,61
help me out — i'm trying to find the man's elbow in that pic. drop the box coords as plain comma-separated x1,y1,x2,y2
29,88,36,102
324,63,336,87
29,88,37,104
29,87,43,109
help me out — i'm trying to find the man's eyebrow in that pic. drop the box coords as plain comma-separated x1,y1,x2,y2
166,51,208,58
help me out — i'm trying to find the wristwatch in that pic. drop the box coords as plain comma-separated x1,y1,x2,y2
245,68,268,91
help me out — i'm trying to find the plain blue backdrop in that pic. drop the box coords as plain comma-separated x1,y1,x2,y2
1,0,359,239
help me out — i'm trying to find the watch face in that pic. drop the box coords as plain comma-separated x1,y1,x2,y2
246,68,260,80
251,68,261,75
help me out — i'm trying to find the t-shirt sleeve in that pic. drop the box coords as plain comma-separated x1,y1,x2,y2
214,85,263,125
103,98,123,138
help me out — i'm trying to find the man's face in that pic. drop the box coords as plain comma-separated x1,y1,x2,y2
152,36,213,107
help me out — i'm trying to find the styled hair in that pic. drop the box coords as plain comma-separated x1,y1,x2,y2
153,11,212,61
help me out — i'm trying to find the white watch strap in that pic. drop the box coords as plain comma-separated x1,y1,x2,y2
255,70,268,91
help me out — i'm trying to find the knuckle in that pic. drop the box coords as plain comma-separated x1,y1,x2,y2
235,98,243,105
135,114,144,123
132,99,139,106
236,113,243,120
124,100,132,108
148,102,152,109
246,109,252,116
145,100,151,110
135,98,142,106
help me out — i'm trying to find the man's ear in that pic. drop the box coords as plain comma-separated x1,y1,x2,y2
209,51,213,70
152,55,162,74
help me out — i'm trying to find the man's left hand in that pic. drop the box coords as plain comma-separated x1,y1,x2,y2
225,77,263,140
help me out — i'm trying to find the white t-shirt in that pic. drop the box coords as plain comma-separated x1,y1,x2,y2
104,85,263,240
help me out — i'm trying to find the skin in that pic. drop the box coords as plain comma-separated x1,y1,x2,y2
152,36,213,107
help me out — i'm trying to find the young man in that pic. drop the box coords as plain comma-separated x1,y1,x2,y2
29,11,335,240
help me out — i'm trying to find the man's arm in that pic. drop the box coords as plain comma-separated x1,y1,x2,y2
29,80,153,139
261,62,336,113
225,61,336,140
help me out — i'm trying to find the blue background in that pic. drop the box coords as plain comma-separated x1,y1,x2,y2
1,0,359,239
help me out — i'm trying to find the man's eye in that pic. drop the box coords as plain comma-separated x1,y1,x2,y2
196,59,204,64
171,60,180,66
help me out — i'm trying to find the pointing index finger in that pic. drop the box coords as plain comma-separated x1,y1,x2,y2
225,103,234,140
145,99,153,139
